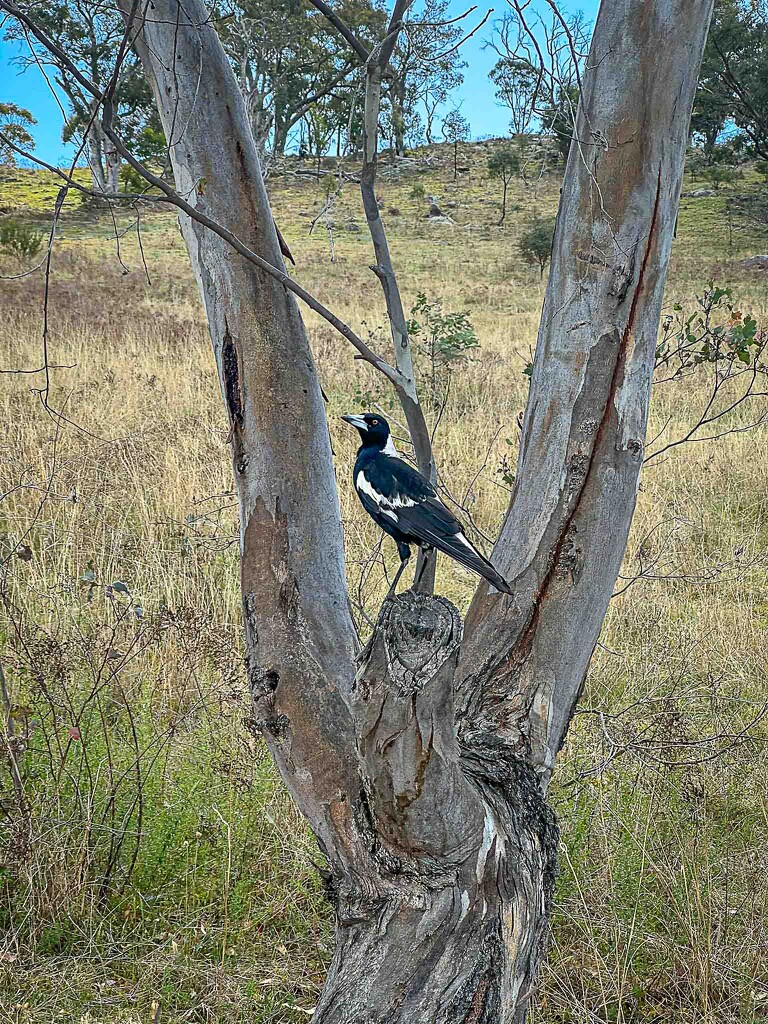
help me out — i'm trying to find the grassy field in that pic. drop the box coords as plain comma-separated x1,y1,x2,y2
1,140,767,1023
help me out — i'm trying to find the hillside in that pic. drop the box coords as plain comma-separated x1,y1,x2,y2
1,140,767,1023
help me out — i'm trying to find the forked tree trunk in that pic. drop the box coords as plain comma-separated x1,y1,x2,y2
121,0,712,1018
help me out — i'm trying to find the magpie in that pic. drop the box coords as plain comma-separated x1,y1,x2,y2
342,413,512,598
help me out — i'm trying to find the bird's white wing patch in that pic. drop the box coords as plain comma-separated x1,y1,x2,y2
390,493,417,508
356,470,382,504
356,469,417,511
454,531,476,552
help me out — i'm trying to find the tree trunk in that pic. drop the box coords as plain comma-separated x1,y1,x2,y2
272,109,289,157
121,0,712,1019
105,135,121,193
118,0,366,869
390,76,407,156
499,179,508,226
313,595,558,1024
85,121,107,193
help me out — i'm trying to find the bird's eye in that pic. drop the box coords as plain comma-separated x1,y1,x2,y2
371,418,379,425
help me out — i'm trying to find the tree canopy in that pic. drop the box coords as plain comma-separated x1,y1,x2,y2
693,0,768,160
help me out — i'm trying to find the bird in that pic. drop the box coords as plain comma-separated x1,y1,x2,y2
342,413,512,598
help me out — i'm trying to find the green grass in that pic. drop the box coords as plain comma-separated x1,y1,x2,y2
1,145,767,1022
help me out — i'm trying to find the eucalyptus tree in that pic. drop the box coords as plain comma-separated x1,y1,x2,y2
0,0,713,1019
442,107,470,180
487,5,590,161
216,0,384,155
386,0,466,154
694,0,768,160
0,101,35,165
3,1,160,191
487,145,521,225
487,15,539,136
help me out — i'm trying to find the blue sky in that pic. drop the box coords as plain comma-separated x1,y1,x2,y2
0,0,599,165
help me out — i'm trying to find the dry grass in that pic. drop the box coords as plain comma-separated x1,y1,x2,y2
1,142,767,1022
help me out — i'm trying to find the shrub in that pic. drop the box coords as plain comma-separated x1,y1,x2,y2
0,219,44,265
518,216,556,277
407,292,479,410
701,164,738,190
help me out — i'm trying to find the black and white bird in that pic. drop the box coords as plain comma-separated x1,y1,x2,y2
342,413,512,598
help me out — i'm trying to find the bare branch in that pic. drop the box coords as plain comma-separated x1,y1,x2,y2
305,0,371,62
432,7,492,60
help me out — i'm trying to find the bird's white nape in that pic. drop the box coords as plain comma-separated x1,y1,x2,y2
382,435,398,457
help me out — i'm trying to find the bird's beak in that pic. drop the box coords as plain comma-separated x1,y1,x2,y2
341,414,367,431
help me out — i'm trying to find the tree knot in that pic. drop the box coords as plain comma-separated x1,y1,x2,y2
369,591,462,695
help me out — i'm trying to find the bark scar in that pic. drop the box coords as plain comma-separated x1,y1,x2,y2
512,165,664,652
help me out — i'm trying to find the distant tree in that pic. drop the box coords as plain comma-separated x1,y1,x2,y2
695,0,768,160
0,101,36,165
441,108,470,181
690,90,729,163
4,2,162,192
487,14,539,136
540,85,580,162
487,145,520,225
487,8,589,163
386,0,466,154
303,101,335,172
217,0,384,156
519,215,556,277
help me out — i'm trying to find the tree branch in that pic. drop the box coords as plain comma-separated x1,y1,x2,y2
305,0,371,62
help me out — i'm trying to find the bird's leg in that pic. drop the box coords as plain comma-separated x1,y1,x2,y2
386,544,411,600
412,545,433,590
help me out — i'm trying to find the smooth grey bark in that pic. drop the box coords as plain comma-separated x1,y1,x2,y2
85,119,120,194
116,0,712,1019
457,0,713,793
117,0,369,873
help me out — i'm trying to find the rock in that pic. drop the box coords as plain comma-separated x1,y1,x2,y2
681,188,716,197
445,201,457,209
343,221,362,233
387,207,401,216
741,254,768,270
427,215,456,227
427,203,445,218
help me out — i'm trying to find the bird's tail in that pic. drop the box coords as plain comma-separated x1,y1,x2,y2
433,532,513,595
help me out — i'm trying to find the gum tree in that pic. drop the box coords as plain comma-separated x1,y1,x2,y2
0,0,713,1018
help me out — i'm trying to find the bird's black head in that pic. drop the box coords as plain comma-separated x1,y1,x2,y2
341,412,391,450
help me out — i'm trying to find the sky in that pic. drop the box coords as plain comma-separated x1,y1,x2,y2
0,0,600,166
